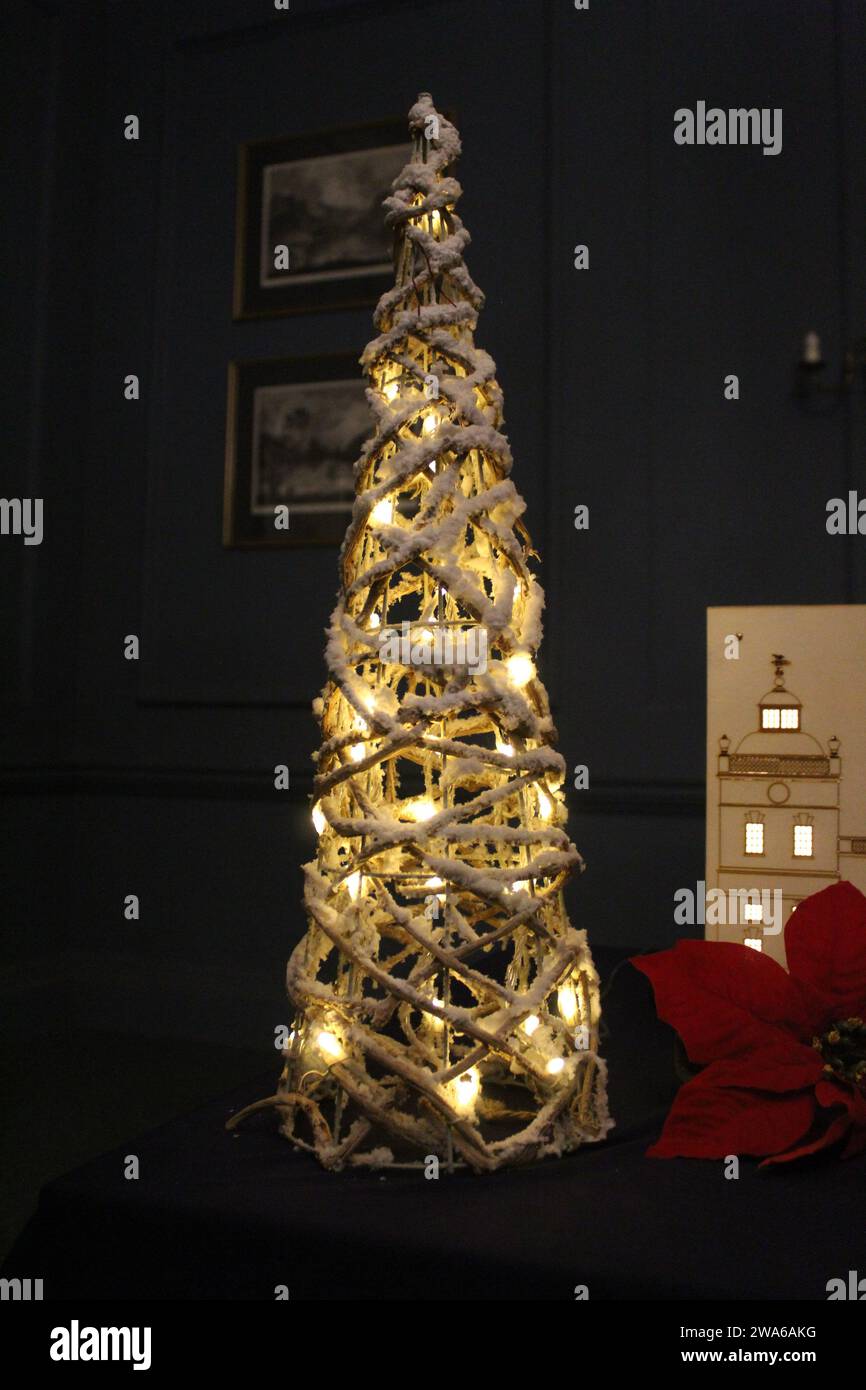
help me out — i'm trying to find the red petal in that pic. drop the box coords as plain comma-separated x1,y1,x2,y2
647,1071,815,1159
785,882,866,1019
694,1045,823,1093
631,941,816,1063
759,1111,852,1167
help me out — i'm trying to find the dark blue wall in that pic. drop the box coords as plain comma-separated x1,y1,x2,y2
2,0,864,1050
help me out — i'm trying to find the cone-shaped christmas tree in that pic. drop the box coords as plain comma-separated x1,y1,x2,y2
278,95,610,1172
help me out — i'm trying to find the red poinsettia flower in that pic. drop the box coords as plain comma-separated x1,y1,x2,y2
631,881,866,1166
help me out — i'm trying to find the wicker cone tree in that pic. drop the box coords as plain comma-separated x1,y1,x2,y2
273,95,610,1172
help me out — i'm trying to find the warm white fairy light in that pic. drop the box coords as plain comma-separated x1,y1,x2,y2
348,743,366,763
537,787,553,821
512,879,530,895
316,1029,345,1062
369,611,381,629
345,871,362,901
496,739,514,757
523,1014,540,1036
312,801,326,835
421,410,437,436
451,1067,480,1113
546,1057,565,1076
557,981,579,1027
404,797,436,822
370,497,394,525
505,652,535,688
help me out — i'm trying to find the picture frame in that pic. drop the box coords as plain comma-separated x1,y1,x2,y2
222,353,368,549
232,117,410,319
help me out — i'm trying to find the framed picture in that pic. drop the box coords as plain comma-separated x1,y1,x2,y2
223,353,369,548
233,117,410,319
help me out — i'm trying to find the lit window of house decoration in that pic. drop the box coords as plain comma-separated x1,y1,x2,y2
743,935,763,952
742,902,763,924
230,95,611,1174
758,654,802,733
745,817,765,855
793,819,814,857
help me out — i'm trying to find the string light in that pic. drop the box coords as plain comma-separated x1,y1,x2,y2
348,743,366,763
537,787,553,820
496,740,514,757
505,652,535,688
404,797,436,822
546,1057,565,1076
316,1030,345,1062
557,981,579,1028
312,801,326,835
370,497,394,525
523,1014,540,1036
345,871,362,901
451,1067,480,1113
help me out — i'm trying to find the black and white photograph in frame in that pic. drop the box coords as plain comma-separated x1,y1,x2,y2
233,118,409,318
223,353,368,548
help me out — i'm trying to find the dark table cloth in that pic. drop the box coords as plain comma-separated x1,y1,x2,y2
5,950,864,1299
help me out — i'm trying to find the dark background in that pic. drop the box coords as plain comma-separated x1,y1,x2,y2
1,0,864,1260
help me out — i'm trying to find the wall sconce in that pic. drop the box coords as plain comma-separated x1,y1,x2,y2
795,330,866,409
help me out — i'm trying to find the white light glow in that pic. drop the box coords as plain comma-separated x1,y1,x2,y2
523,1014,540,1036
346,871,362,901
505,652,535,688
383,380,400,402
312,801,327,835
370,497,394,526
317,1030,344,1061
557,982,579,1027
422,411,437,436
546,1057,565,1075
742,903,763,924
348,743,366,763
512,879,530,895
452,1067,480,1113
537,788,553,821
744,936,763,952
405,797,436,822
496,740,514,758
